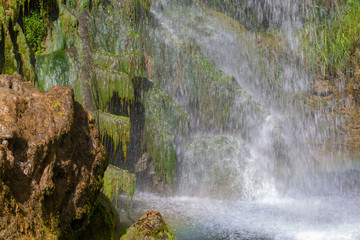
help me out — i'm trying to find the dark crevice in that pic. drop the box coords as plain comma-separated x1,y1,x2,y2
104,94,145,173
127,101,145,173
27,0,59,21
6,137,31,204
103,77,153,172
102,133,125,168
8,20,23,75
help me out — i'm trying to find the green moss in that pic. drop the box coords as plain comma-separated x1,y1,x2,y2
36,49,84,103
14,23,36,83
144,86,189,185
191,55,265,132
1,0,29,25
93,50,145,78
59,4,78,48
120,211,177,240
44,19,66,53
24,10,47,52
2,25,17,74
0,6,5,20
97,111,131,160
36,50,70,90
121,0,151,21
102,165,136,210
91,67,135,111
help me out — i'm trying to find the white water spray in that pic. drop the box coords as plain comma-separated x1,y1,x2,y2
131,1,360,239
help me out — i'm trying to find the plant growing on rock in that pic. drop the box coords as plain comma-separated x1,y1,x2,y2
302,0,360,76
24,10,47,52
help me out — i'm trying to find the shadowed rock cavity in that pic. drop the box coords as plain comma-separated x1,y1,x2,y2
104,77,153,172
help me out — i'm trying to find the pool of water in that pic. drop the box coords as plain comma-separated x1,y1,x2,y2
118,193,360,240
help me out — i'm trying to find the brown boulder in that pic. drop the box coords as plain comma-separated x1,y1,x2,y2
0,74,107,239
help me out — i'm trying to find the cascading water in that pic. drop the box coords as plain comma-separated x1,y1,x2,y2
122,1,360,239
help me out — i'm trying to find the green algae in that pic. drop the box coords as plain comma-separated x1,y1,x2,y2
120,211,177,240
23,10,47,52
91,66,135,111
144,86,189,185
120,221,177,240
97,111,131,161
1,23,17,75
103,165,136,210
36,50,72,88
44,19,67,53
59,4,78,49
14,22,36,83
121,0,151,22
192,55,239,130
145,14,266,135
93,50,145,78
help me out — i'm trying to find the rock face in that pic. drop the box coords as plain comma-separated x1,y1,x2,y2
0,74,107,239
121,211,177,240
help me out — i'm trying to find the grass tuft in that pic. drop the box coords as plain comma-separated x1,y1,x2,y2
302,0,360,76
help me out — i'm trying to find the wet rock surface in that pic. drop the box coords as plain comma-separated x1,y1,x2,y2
0,74,107,239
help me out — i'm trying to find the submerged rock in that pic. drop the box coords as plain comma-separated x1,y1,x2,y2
0,74,107,239
121,211,177,240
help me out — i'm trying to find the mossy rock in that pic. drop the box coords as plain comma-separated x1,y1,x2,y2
144,86,190,187
14,23,35,83
36,49,80,85
120,211,177,240
97,111,131,160
102,165,136,210
78,193,126,240
120,0,151,21
1,24,17,75
91,66,135,110
179,135,248,199
93,50,145,78
59,4,78,48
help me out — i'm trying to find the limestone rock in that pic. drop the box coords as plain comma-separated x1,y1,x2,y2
120,211,177,240
0,74,107,239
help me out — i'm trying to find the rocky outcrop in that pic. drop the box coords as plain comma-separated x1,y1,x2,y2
0,74,107,239
120,211,177,240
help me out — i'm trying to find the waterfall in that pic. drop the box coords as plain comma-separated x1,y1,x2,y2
124,1,360,239
144,0,356,200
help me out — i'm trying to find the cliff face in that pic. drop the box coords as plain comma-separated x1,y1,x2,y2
0,74,107,239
